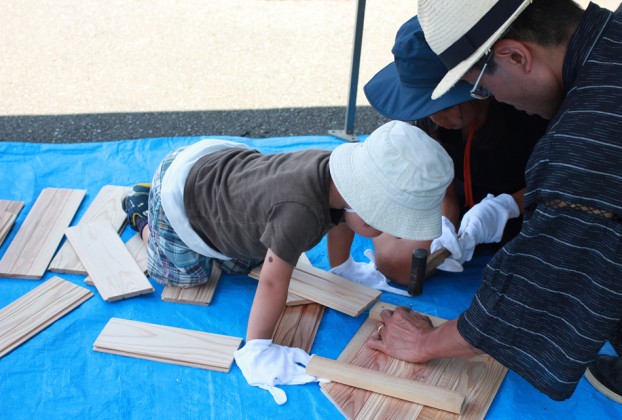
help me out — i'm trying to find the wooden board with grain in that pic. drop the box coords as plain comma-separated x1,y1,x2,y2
0,200,24,248
49,185,131,274
93,317,242,372
0,188,85,279
249,262,380,317
272,303,324,353
84,232,147,286
319,302,508,419
65,222,154,301
307,356,465,414
0,276,93,358
161,260,222,305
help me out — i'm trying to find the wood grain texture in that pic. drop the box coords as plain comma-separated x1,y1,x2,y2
272,303,324,353
49,185,131,274
320,302,508,419
0,276,93,358
0,200,24,247
66,222,154,301
84,232,147,286
161,261,222,305
307,356,465,414
93,317,242,372
0,188,85,279
249,262,380,317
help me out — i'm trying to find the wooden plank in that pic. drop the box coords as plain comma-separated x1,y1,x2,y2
307,356,465,414
0,188,85,279
93,318,242,372
0,200,24,247
319,302,508,419
49,185,131,274
0,199,25,214
84,232,147,286
161,261,222,306
272,303,324,353
65,222,154,301
249,262,380,317
0,276,93,358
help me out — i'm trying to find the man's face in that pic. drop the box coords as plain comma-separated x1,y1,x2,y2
462,55,563,119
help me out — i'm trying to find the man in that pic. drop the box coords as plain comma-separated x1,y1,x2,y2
368,0,622,403
327,15,547,288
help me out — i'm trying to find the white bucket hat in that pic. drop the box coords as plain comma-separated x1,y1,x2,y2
329,120,454,241
418,0,533,99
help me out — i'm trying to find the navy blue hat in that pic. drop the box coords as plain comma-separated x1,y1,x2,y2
364,16,472,122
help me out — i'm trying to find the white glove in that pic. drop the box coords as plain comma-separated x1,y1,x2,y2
330,251,409,296
233,339,325,405
430,216,464,272
458,193,520,261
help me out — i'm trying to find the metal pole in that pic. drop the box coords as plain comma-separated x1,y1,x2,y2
329,0,366,142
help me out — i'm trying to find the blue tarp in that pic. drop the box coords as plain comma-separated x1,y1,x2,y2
0,136,619,419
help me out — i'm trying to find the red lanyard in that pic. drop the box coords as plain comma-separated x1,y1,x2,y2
463,120,477,209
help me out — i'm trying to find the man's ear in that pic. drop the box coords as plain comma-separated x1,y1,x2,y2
493,39,532,73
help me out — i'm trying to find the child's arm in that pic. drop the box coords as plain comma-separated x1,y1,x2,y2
235,248,322,405
246,248,294,341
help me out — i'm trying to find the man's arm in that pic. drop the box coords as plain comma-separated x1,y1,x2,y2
366,307,483,362
246,248,293,341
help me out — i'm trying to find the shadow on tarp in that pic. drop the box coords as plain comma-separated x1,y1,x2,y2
0,136,620,419
0,106,389,143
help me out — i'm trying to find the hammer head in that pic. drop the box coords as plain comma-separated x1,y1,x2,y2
408,248,428,296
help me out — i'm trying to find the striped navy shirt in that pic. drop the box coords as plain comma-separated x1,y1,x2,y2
457,3,622,401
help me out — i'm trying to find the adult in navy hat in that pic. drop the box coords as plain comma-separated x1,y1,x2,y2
327,15,548,288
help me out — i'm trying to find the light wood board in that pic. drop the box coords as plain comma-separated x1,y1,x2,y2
249,262,380,317
65,222,154,301
93,317,242,372
272,303,324,353
319,302,508,419
0,276,93,358
161,260,222,305
84,232,147,286
307,356,465,414
0,188,85,279
0,200,24,248
49,185,131,274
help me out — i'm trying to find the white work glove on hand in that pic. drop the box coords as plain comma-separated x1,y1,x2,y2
458,193,520,262
330,251,409,296
430,216,464,272
233,339,326,405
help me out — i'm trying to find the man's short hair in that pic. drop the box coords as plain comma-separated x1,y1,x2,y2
476,0,583,73
506,0,583,47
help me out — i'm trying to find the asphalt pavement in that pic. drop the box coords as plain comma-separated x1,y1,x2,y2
0,0,616,143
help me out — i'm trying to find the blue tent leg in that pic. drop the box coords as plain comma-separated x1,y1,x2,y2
329,0,366,142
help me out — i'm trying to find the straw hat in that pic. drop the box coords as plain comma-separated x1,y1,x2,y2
329,120,454,240
418,0,533,99
364,16,472,121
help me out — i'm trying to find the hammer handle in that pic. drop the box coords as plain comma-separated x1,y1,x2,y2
425,248,451,278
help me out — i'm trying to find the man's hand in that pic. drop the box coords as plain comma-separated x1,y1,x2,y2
234,339,327,405
458,193,520,261
366,307,435,363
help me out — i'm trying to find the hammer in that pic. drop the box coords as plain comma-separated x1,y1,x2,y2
407,247,451,296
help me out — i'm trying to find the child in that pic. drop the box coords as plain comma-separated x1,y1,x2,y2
122,120,453,404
